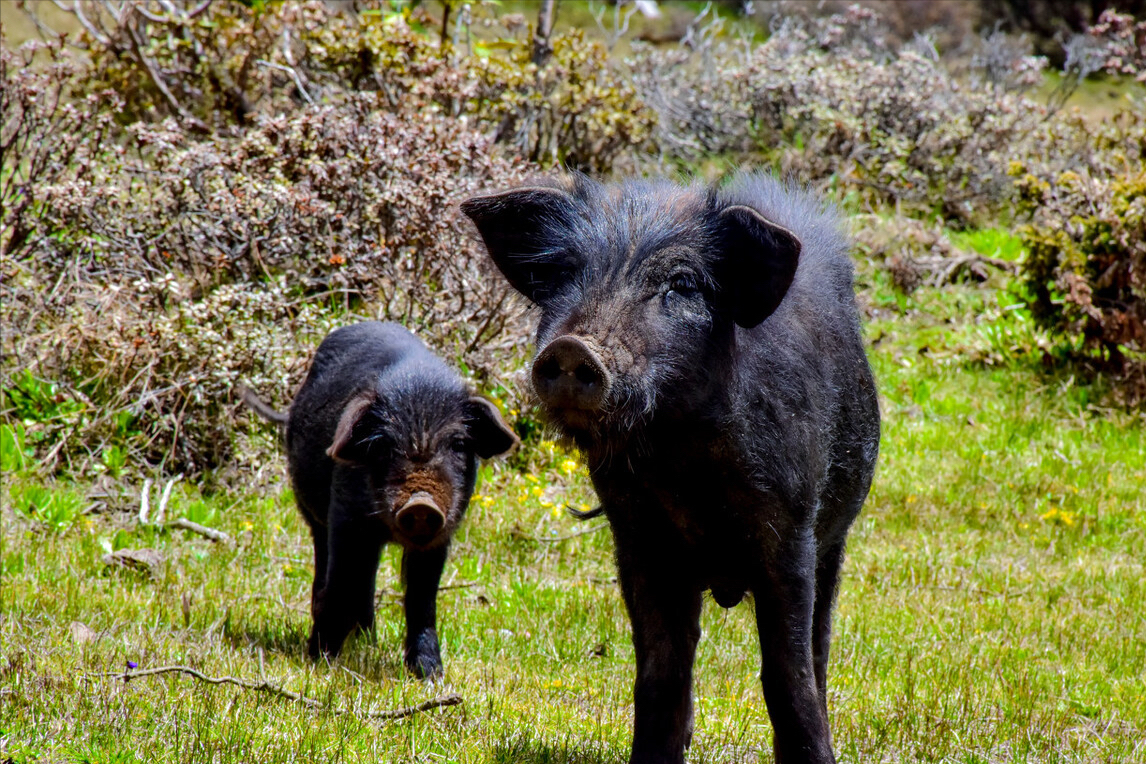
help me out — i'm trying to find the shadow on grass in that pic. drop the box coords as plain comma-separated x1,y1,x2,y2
490,734,624,764
223,614,309,658
222,615,409,681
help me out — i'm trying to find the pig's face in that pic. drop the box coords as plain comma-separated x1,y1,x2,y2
462,176,801,447
327,386,516,548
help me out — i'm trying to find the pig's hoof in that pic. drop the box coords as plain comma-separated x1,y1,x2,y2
406,650,443,679
308,630,343,661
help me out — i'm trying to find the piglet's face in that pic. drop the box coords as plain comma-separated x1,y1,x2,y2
327,392,517,548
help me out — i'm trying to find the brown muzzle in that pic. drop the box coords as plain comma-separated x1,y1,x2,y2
395,491,446,545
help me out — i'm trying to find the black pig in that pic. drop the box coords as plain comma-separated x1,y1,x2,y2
249,321,517,675
462,174,880,763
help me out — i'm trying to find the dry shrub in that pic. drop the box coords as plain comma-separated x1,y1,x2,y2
3,83,529,478
29,0,656,175
0,39,121,260
3,1,658,479
631,5,1142,224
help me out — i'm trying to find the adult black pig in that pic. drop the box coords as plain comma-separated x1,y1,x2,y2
250,321,517,675
462,173,880,763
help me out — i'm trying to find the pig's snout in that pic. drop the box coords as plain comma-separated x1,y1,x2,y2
532,335,611,412
396,491,445,545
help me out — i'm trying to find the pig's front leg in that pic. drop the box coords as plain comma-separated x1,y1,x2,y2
402,543,448,678
614,527,703,764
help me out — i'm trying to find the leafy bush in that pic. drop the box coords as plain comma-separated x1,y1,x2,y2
469,28,657,173
56,0,330,129
1013,164,1146,394
306,12,656,173
38,1,655,174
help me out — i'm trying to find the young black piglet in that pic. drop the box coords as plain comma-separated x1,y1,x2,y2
247,321,517,676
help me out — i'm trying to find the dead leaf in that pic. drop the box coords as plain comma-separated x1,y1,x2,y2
101,548,164,579
69,621,98,644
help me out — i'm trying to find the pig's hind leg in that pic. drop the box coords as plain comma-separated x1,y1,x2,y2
753,528,837,764
811,539,847,719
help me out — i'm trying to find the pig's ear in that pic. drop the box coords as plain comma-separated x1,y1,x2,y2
463,397,519,459
714,205,802,328
327,391,380,464
460,186,578,303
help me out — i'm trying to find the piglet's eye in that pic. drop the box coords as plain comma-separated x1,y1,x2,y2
450,438,469,453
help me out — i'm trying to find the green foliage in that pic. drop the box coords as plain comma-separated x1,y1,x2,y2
948,227,1026,262
1,369,84,424
1012,163,1146,396
0,423,32,473
8,482,86,532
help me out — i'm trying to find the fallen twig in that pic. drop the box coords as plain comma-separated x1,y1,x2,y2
169,517,231,543
365,694,464,721
98,665,463,722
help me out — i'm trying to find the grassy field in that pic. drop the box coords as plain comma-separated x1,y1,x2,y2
2,240,1145,763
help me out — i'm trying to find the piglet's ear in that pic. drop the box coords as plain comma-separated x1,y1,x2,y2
327,391,379,464
464,397,519,459
714,205,802,329
460,186,578,304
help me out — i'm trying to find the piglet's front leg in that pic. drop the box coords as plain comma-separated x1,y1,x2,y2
309,504,384,660
402,543,449,678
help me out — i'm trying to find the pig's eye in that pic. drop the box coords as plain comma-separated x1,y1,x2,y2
666,274,700,299
449,437,469,454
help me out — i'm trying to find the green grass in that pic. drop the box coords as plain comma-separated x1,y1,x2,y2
3,269,1145,763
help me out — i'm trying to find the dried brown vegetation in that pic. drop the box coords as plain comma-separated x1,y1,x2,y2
2,1,1144,482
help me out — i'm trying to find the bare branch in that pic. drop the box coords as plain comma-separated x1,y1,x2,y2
169,517,231,543
125,17,210,132
155,473,182,524
255,60,314,105
96,665,464,722
186,1,211,20
138,477,154,524
47,0,111,45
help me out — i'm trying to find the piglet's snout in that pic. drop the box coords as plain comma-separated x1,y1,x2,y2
532,335,611,412
396,491,445,544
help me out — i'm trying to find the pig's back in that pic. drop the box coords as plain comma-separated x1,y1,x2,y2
722,175,879,520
